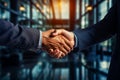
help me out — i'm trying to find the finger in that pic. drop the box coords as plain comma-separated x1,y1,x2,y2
48,29,56,34
58,45,68,54
52,49,60,57
61,42,71,53
50,29,56,37
61,37,73,51
53,49,63,58
62,31,72,40
53,35,71,53
47,43,57,52
55,51,63,59
61,53,65,57
60,53,66,58
52,29,63,36
49,49,60,57
48,49,57,57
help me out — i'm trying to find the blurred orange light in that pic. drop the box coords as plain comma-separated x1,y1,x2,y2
19,5,25,11
86,6,93,12
36,3,40,8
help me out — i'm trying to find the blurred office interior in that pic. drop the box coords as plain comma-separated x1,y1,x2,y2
0,0,116,80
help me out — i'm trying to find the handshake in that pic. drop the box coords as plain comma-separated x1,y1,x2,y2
42,29,75,59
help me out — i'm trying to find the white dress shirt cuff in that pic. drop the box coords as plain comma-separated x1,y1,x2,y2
74,34,78,48
38,30,42,48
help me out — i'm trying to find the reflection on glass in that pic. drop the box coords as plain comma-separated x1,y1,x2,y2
61,0,69,19
76,0,80,19
53,0,69,19
0,10,10,20
98,1,107,20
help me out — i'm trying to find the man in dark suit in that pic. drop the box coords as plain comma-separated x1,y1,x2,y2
0,20,74,58
50,0,120,79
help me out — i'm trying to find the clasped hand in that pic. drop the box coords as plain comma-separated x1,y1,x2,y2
42,29,75,58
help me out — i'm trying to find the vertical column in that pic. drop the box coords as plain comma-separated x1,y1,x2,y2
30,0,32,28
29,68,33,80
69,0,76,31
69,1,77,79
69,53,78,80
88,0,94,26
79,54,82,80
79,0,82,28
87,1,95,80
10,0,18,24
50,0,55,28
96,57,100,80
79,1,82,79
96,0,99,22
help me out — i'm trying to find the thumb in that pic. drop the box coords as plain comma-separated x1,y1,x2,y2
51,29,74,41
62,30,74,41
52,29,63,36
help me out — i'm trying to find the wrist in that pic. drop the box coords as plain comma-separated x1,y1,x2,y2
70,32,75,47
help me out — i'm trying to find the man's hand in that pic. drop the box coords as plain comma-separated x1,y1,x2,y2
52,29,75,45
50,29,75,58
42,29,73,58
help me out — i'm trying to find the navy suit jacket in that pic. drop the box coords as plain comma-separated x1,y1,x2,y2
74,1,120,80
0,20,39,49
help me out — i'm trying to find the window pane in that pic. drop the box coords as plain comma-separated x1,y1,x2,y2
98,1,107,20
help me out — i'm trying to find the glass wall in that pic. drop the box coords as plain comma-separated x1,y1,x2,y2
0,0,52,80
0,0,115,80
79,0,113,80
0,0,10,20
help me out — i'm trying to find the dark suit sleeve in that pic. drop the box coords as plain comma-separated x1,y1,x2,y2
0,20,40,49
73,5,117,51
